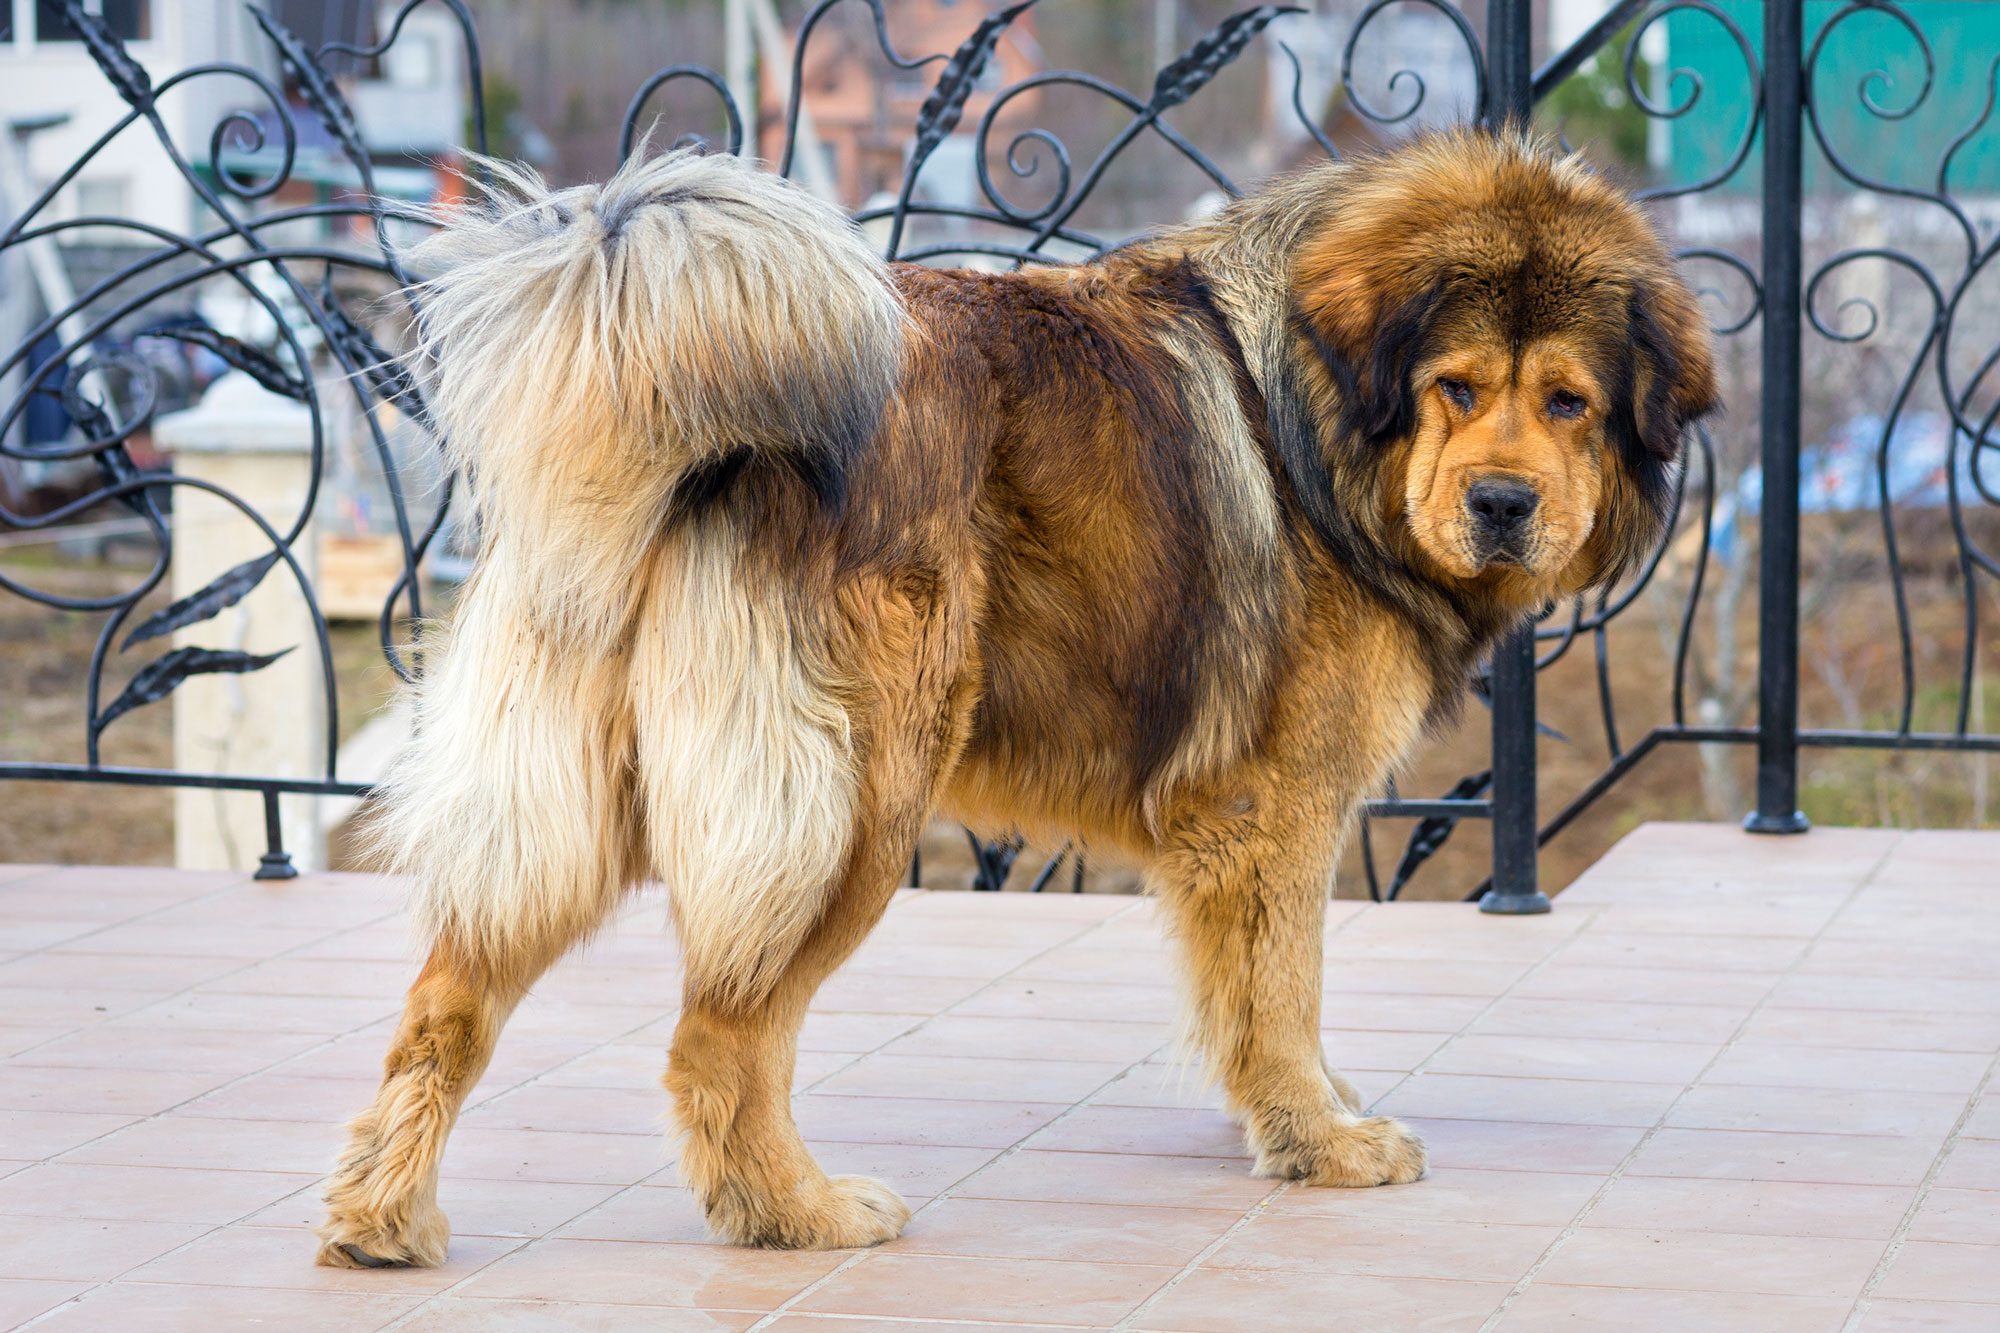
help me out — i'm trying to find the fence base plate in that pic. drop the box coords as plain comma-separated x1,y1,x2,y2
1479,889,1552,915
1742,810,1812,836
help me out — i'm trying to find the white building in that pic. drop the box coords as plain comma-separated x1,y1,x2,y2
0,1,273,240
2,1,467,238
0,1,465,460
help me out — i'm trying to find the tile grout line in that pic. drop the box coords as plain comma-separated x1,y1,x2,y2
371,960,858,1326
1841,1047,2000,1330
731,1315,1080,1329
1105,1178,1287,1332
364,958,746,1333
11,838,1966,1328
791,892,1145,1096
105,876,916,1320
740,1038,1178,1333
0,868,269,1062
376,885,1080,1326
10,881,436,1328
10,901,409,1075
0,863,252,927
1471,831,1910,1332
12,874,703,1324
1357,906,1608,1107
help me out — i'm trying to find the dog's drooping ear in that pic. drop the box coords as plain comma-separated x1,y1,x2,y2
1613,278,1719,481
1294,250,1446,448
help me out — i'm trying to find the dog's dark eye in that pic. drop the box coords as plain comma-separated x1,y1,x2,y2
1548,389,1588,420
1438,378,1473,410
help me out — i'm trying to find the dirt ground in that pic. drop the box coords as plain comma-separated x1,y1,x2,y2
0,540,397,868
6,517,1996,901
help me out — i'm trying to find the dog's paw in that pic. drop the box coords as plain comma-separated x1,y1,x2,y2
716,1173,910,1250
315,1197,450,1269
813,1174,912,1247
1253,1113,1426,1187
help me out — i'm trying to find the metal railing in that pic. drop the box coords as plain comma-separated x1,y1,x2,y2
4,0,1997,901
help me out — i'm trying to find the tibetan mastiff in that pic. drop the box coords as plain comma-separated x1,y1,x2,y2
319,129,1716,1264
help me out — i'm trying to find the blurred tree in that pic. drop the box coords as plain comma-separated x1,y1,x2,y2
1535,20,1652,175
469,70,526,160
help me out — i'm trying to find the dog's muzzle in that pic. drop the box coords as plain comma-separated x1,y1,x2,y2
1465,476,1540,565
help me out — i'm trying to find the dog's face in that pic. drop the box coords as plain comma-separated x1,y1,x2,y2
1295,134,1718,605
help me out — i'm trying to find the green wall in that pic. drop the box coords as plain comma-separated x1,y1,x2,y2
1661,0,2000,194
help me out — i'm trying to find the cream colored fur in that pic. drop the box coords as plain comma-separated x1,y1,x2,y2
629,516,857,1009
368,580,640,965
370,148,902,996
402,148,903,649
1140,325,1284,829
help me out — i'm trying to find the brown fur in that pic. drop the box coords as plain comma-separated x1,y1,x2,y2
319,129,1716,1264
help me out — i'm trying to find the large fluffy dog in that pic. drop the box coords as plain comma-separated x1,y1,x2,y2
318,130,1715,1264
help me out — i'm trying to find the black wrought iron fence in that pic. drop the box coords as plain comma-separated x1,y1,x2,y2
3,0,1997,902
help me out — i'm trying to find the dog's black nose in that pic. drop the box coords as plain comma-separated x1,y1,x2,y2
1465,477,1540,551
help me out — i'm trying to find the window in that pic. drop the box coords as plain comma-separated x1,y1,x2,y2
384,32,441,88
71,177,131,244
35,0,149,42
74,177,129,219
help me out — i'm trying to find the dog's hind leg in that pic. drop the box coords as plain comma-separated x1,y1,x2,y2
640,560,966,1248
664,810,927,1249
316,931,582,1269
318,594,641,1269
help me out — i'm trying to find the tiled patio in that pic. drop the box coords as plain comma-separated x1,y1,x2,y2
0,822,1995,1330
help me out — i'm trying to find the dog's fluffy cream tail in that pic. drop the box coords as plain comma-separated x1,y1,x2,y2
405,149,903,651
371,150,903,1000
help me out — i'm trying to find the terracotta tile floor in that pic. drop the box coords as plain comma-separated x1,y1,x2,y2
0,822,1996,1330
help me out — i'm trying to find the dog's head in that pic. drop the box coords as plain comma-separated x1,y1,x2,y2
1293,131,1717,609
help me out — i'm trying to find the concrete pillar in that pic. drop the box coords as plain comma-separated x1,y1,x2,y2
151,371,327,874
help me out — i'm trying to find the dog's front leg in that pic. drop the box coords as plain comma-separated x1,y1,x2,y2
1154,793,1425,1188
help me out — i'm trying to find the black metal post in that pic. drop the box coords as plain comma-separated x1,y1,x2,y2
1484,635,1548,913
255,789,298,880
1484,0,1534,126
1479,0,1551,914
1746,0,1812,836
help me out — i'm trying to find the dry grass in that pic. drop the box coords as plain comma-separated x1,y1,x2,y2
0,541,399,866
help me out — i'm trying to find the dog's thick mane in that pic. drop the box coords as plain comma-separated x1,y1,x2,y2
1084,130,1701,730
1098,145,1518,719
